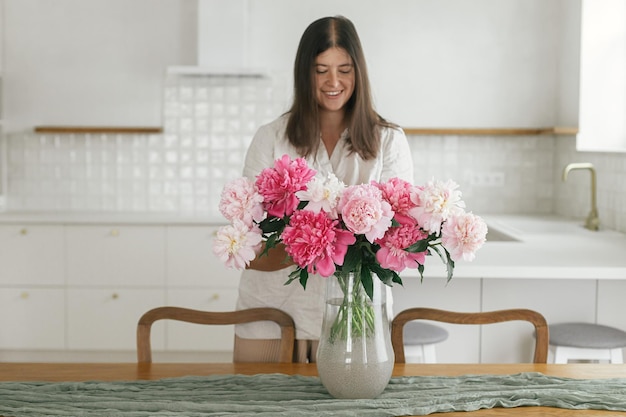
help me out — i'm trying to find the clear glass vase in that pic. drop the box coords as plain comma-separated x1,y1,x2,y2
316,270,394,399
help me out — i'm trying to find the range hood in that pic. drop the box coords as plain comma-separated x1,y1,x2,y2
169,0,264,76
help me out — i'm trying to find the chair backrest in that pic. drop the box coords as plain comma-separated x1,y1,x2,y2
137,306,296,363
391,307,549,363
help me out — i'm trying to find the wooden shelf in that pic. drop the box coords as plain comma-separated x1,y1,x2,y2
34,126,163,134
403,127,578,136
33,126,578,137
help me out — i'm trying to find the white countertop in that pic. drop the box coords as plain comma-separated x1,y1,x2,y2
0,211,224,225
1,211,625,280
403,214,626,280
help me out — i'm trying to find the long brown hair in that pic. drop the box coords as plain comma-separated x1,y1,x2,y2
286,16,396,160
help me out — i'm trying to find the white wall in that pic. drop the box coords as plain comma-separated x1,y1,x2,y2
2,0,197,132
2,0,578,133
239,0,565,128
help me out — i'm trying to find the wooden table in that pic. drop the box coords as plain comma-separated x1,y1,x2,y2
1,362,626,416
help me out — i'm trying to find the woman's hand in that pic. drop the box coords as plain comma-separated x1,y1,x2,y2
247,243,295,271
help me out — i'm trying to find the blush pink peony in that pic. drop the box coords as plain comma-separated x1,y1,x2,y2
338,184,393,243
409,178,465,234
212,220,263,269
218,177,265,227
441,212,488,261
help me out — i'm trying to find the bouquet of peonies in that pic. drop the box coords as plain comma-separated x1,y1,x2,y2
213,154,488,301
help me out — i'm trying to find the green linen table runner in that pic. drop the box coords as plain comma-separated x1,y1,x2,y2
1,372,626,416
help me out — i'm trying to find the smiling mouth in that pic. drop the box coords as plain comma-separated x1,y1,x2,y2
324,90,342,97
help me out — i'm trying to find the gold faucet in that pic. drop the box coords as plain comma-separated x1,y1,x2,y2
562,162,600,231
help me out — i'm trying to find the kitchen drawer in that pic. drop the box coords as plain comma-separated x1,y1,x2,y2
66,225,166,287
166,226,240,288
67,288,165,350
0,288,65,350
164,288,238,351
0,225,64,285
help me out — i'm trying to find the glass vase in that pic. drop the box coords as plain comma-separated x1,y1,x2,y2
316,270,394,399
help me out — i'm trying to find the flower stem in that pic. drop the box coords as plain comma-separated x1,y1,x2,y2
329,270,377,343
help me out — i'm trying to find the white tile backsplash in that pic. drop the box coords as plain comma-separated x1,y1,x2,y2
3,73,626,233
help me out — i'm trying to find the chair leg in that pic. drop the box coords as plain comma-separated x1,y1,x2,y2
553,346,569,364
404,345,425,363
422,344,437,363
609,348,624,364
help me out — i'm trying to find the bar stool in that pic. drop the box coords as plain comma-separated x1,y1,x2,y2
549,322,626,364
402,321,449,363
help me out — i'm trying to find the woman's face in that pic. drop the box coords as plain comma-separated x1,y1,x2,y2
314,47,355,114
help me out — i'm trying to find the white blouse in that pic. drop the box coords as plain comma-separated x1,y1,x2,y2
236,114,414,340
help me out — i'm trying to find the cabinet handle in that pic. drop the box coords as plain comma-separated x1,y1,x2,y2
19,228,28,236
110,229,120,237
210,293,220,301
20,291,29,299
111,293,119,300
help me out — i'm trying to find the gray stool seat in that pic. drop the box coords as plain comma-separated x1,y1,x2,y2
550,323,626,349
402,321,449,363
404,321,449,345
549,322,626,364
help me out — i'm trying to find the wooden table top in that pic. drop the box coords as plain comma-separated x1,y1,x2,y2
1,362,625,416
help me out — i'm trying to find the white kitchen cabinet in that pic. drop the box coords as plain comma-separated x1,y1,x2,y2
166,225,240,288
165,288,239,351
0,224,64,285
66,225,166,287
481,279,597,363
0,288,65,350
67,288,165,350
597,281,626,330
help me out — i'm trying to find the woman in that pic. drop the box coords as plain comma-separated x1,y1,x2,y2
234,15,414,363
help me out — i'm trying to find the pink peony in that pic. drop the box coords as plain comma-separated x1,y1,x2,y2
374,177,418,224
281,210,356,277
255,154,317,218
409,178,465,234
218,177,265,227
375,219,428,272
212,220,263,269
338,184,393,243
441,212,488,262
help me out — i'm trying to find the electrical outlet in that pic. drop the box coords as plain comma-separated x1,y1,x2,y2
468,172,505,187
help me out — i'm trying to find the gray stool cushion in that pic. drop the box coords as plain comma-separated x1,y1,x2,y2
549,322,626,349
403,321,449,345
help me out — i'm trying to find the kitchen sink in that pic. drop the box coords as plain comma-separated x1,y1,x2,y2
485,225,520,242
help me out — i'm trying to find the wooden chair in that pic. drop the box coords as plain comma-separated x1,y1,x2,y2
391,307,549,363
137,306,296,363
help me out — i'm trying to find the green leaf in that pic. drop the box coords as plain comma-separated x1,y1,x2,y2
405,239,429,253
430,244,455,283
284,268,302,285
369,263,394,286
342,245,361,272
298,269,309,289
391,271,403,286
360,266,374,301
259,217,285,234
418,263,425,282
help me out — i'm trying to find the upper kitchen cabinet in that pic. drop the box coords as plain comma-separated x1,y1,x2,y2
2,0,576,133
0,0,5,211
